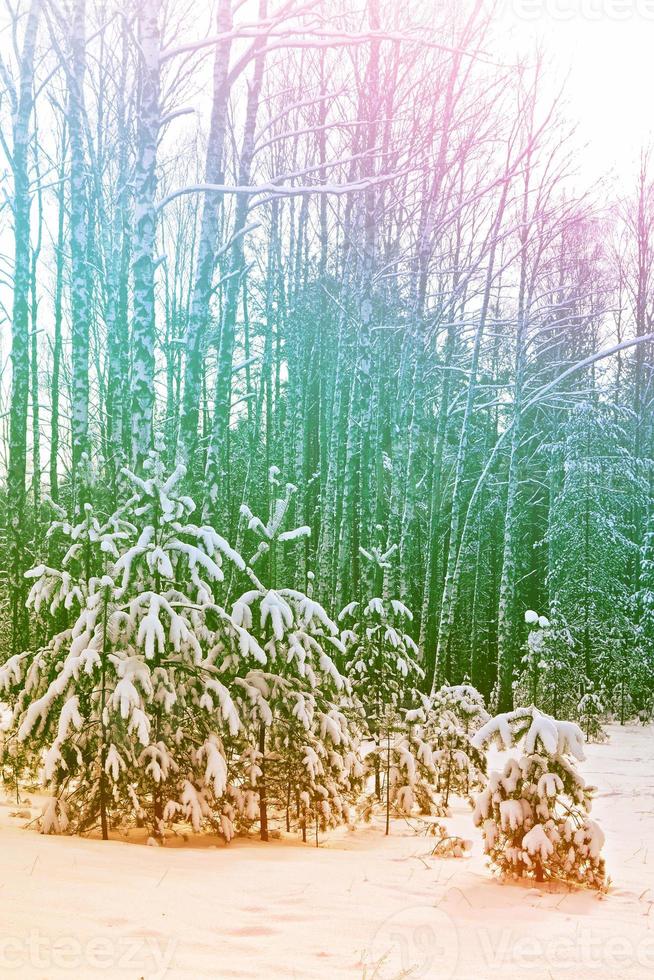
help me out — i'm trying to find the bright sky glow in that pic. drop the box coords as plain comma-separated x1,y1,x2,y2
500,0,654,186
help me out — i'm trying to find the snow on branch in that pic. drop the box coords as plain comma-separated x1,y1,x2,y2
472,706,586,761
157,171,412,212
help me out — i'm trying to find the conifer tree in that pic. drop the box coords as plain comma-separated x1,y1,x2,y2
232,473,363,842
0,451,262,839
514,610,580,719
577,687,606,742
339,549,423,754
472,706,606,889
427,683,489,807
340,546,429,830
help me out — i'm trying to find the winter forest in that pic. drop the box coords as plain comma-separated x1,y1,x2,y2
0,0,653,975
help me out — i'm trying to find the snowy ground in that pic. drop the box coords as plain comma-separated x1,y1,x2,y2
1,723,653,979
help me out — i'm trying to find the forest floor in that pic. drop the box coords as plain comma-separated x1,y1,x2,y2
0,723,653,979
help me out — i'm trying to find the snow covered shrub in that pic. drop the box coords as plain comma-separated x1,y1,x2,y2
472,706,606,889
521,610,552,703
339,551,433,828
368,704,444,827
635,691,654,725
232,477,364,842
514,610,580,719
427,684,489,806
577,687,607,742
598,625,654,724
392,683,488,820
0,452,263,839
434,682,489,729
339,591,423,728
0,703,29,804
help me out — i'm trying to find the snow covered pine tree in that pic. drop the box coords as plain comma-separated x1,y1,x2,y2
472,706,606,888
514,609,580,720
0,451,264,840
424,683,489,808
339,545,440,830
577,686,607,742
232,473,363,843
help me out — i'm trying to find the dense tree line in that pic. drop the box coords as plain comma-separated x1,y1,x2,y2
0,0,652,724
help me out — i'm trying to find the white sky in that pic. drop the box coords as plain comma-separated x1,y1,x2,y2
499,0,654,188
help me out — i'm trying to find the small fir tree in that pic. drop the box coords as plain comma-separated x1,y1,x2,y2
427,683,489,807
472,706,606,889
232,473,363,843
339,545,428,831
577,685,606,742
514,610,580,719
0,452,262,840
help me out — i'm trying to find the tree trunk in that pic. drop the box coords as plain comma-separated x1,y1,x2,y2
130,0,161,470
179,0,233,477
7,0,41,654
204,0,267,524
69,0,90,507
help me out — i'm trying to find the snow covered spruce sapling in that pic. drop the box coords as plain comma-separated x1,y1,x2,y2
521,610,552,704
472,707,606,889
577,686,607,743
233,475,363,843
424,683,489,808
391,682,488,849
514,610,579,719
339,545,433,830
0,703,30,805
0,451,262,839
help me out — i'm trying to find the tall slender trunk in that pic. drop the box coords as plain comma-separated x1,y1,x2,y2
336,0,380,608
69,0,90,506
98,23,130,500
50,157,65,503
8,0,41,654
419,320,456,679
130,0,161,470
431,175,510,692
179,0,233,476
29,164,43,525
392,13,474,605
204,0,267,524
496,222,531,709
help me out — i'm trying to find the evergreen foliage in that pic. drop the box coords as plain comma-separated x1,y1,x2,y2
0,453,261,838
472,707,607,889
231,474,364,841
